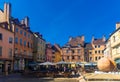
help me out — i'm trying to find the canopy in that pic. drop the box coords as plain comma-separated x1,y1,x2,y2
38,62,55,65
85,62,97,66
115,59,120,64
56,61,70,64
28,62,37,66
76,62,84,65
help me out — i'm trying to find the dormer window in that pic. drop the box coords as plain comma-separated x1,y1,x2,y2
78,44,81,47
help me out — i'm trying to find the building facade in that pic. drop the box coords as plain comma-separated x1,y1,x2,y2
45,43,53,62
84,43,93,62
0,3,14,75
88,36,106,62
52,44,62,63
0,22,14,75
61,36,85,62
33,32,46,63
104,23,120,69
12,17,34,71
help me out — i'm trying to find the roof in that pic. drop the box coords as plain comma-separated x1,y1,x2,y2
92,38,105,45
85,43,93,49
0,22,13,32
0,8,3,12
110,27,120,37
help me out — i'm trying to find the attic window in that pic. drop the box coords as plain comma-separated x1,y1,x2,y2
78,44,81,47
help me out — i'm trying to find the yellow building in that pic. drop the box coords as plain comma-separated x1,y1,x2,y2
52,44,62,63
86,36,105,62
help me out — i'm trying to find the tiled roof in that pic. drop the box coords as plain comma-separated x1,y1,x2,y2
85,43,93,49
68,36,84,46
92,38,105,45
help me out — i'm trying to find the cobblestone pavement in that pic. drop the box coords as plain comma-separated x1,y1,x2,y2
1,73,120,82
0,73,54,82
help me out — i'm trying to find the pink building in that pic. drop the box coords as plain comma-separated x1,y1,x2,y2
0,22,14,75
45,43,53,62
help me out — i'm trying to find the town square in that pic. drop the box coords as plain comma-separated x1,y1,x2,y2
0,0,120,82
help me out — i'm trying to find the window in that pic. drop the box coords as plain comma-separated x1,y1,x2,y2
78,44,81,47
99,56,101,59
20,39,22,45
8,48,12,57
0,33,2,40
95,57,97,61
28,34,30,38
85,52,87,54
98,45,100,48
66,50,69,53
98,50,100,54
0,46,2,56
102,50,104,54
78,49,80,53
95,51,97,54
15,37,18,44
24,32,26,37
72,50,75,54
28,42,30,48
72,56,74,59
24,41,26,47
9,37,13,43
78,56,80,59
89,52,92,54
95,45,97,48
20,30,23,34
15,28,18,32
113,36,115,42
90,57,92,61
67,56,69,60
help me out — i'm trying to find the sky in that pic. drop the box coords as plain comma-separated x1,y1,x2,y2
1,0,120,46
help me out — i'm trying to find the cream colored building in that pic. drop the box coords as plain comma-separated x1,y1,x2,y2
105,23,120,63
33,32,46,63
0,3,12,30
104,23,120,69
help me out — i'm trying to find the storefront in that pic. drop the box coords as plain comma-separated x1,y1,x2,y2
14,55,33,72
14,58,25,71
0,60,13,75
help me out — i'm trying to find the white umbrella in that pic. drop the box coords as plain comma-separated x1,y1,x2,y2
56,61,70,64
38,62,55,65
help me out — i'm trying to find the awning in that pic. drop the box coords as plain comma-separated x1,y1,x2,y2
0,61,4,64
115,59,120,64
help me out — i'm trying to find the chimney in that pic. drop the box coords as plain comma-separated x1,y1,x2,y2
116,22,120,30
4,3,11,23
21,19,25,24
69,36,73,42
91,35,94,43
81,36,84,42
4,3,11,29
102,35,106,42
24,16,29,28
